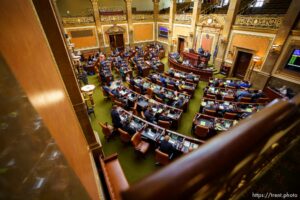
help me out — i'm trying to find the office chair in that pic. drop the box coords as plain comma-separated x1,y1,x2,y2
224,112,238,120
204,109,216,116
155,149,170,165
194,125,209,139
158,120,172,129
99,122,114,141
131,132,150,155
118,128,132,143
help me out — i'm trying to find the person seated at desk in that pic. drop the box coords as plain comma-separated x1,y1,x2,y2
157,88,166,100
111,88,120,97
203,51,211,60
172,96,185,108
111,105,122,128
228,80,238,88
137,64,143,76
182,59,190,66
251,90,265,102
159,135,174,159
198,61,206,68
198,47,204,55
122,120,136,136
236,89,252,100
144,108,157,124
159,76,167,87
168,69,174,77
221,104,236,116
186,72,194,81
238,81,251,88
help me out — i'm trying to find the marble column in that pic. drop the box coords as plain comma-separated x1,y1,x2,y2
153,0,160,41
215,0,241,70
91,0,104,49
125,0,134,46
189,0,201,49
251,0,300,89
168,0,176,52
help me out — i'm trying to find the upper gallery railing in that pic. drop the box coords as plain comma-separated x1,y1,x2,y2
234,14,284,29
132,14,154,21
175,14,192,23
158,14,192,23
121,94,300,200
100,14,127,22
62,16,95,25
158,14,169,22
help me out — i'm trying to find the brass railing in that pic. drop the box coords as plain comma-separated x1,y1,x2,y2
132,14,154,21
175,14,192,23
234,14,284,29
121,94,300,200
100,14,127,22
62,16,95,25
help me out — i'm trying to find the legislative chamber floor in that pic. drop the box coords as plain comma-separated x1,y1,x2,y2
89,57,224,184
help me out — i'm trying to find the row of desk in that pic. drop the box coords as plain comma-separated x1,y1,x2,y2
193,114,237,132
130,77,191,110
147,73,196,96
108,81,183,128
164,68,200,84
116,107,204,154
199,97,265,119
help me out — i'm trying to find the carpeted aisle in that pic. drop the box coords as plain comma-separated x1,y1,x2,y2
88,57,213,184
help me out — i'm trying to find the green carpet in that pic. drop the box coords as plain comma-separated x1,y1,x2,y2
89,57,222,184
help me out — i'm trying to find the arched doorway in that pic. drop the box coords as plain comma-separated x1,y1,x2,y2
106,25,125,51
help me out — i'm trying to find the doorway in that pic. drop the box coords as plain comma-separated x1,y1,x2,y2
178,37,185,54
109,34,124,51
233,51,252,79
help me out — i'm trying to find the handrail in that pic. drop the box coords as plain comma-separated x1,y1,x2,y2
238,0,257,14
121,94,300,200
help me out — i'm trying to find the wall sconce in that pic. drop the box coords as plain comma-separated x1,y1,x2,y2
270,44,282,54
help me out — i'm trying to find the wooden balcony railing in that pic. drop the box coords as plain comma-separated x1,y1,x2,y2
121,94,300,200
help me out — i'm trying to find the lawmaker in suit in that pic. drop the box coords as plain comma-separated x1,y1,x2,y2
159,135,174,158
111,106,122,128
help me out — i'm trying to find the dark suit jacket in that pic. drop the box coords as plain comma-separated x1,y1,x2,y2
111,109,122,128
160,140,174,156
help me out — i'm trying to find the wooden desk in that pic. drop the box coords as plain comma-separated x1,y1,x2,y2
116,107,204,154
199,97,265,119
168,57,213,82
108,81,183,128
147,73,196,96
164,68,200,84
193,113,237,133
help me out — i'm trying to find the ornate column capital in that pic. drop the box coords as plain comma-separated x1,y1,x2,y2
152,0,160,3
